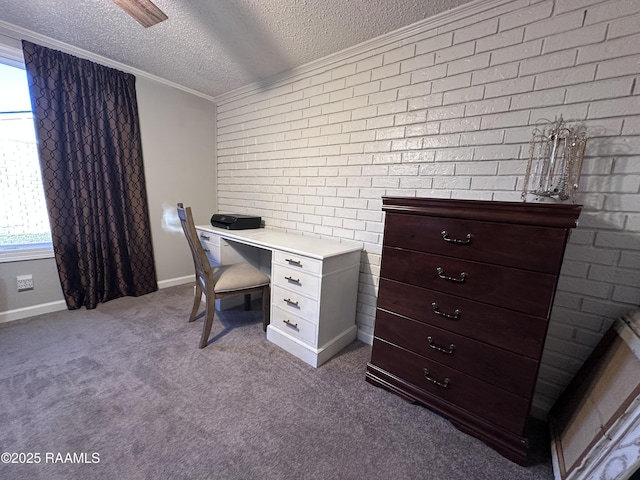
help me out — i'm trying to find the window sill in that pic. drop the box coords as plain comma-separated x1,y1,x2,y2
0,245,54,263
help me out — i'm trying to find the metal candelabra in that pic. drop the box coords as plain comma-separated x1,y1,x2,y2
522,117,587,203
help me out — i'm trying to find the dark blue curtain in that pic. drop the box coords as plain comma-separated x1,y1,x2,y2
22,41,157,310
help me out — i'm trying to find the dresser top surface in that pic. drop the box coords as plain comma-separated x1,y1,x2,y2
196,225,363,260
382,196,582,228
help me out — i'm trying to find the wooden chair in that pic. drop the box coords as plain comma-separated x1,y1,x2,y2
177,203,270,348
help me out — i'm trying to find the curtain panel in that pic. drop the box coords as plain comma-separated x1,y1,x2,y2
22,41,157,310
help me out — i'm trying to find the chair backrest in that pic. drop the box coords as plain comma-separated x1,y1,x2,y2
177,203,211,282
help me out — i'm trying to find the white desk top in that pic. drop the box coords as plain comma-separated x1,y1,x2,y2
196,225,363,260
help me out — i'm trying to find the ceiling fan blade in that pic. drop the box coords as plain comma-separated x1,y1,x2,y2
112,0,168,28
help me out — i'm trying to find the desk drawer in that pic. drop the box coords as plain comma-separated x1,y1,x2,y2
197,230,220,247
272,264,320,299
272,284,319,323
271,306,316,345
370,339,529,434
197,232,249,267
273,250,322,274
197,230,220,264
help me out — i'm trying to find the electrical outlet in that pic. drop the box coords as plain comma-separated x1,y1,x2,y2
17,274,34,292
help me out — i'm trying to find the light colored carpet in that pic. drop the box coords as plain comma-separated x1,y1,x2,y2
0,284,553,479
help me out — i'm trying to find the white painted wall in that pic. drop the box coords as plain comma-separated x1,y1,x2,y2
137,77,217,285
215,0,640,417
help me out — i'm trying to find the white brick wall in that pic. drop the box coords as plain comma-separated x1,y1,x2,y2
215,0,640,418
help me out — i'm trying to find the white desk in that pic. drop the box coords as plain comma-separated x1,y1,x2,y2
196,225,363,367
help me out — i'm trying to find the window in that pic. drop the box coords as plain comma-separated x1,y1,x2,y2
0,59,53,262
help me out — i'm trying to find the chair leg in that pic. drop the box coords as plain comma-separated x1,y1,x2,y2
199,292,216,349
262,285,270,331
189,282,203,323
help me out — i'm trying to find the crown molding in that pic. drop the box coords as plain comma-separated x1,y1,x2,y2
0,20,216,103
215,0,518,104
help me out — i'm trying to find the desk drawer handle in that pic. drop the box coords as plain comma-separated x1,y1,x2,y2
284,276,301,285
441,231,473,244
203,248,210,253
286,258,302,266
436,267,467,283
431,302,460,320
200,234,211,241
283,298,299,307
283,319,298,329
423,368,450,388
427,336,455,355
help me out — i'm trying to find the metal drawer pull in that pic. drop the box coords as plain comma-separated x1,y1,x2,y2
284,276,301,284
283,319,298,329
441,231,473,244
431,302,461,320
427,336,455,355
285,258,302,266
436,267,467,283
423,368,450,388
283,298,299,307
200,234,210,241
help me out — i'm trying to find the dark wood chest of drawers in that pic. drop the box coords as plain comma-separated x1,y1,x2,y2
366,196,581,465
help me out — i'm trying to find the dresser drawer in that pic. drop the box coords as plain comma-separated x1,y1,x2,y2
383,213,568,274
273,250,322,274
270,306,316,345
381,247,556,317
370,339,530,433
374,310,538,398
272,284,319,323
376,278,547,359
272,264,320,299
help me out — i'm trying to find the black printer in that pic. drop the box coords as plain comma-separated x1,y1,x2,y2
210,213,261,230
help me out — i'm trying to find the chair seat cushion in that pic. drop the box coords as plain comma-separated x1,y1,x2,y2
213,263,270,293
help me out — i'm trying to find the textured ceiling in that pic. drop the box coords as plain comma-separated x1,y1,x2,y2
0,0,475,99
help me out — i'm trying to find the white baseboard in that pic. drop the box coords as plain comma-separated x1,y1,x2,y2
0,275,195,325
158,275,194,289
0,300,67,324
